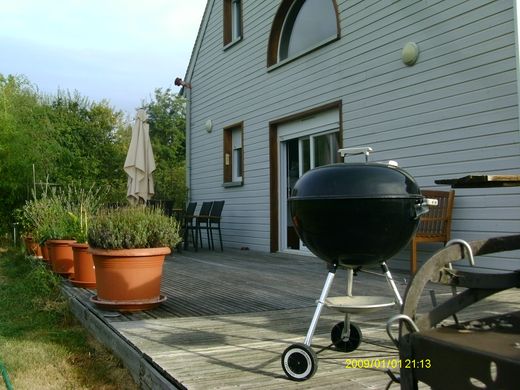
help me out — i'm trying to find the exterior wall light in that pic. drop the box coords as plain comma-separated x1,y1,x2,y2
402,42,419,66
205,119,213,133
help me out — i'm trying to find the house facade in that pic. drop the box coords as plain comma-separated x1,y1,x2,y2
183,0,520,271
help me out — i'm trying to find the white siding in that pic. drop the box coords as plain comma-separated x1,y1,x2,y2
186,0,520,271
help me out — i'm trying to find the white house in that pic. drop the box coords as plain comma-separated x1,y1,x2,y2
182,0,520,272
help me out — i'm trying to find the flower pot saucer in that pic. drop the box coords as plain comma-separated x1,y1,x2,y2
90,294,167,312
70,279,96,289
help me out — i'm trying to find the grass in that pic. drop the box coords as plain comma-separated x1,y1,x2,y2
0,246,139,390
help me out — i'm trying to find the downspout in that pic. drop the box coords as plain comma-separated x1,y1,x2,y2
515,0,520,138
176,78,193,203
184,87,192,202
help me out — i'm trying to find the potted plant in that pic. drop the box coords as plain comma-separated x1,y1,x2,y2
14,207,42,258
35,192,79,277
69,207,95,288
87,205,181,311
19,193,73,267
19,199,44,260
68,185,107,289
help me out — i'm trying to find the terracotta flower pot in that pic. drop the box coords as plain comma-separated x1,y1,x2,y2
89,247,170,311
41,243,50,262
70,243,96,289
46,239,76,277
24,236,42,257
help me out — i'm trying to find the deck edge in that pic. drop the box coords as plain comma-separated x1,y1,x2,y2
63,286,185,390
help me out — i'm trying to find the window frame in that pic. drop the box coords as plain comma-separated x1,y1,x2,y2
223,0,243,49
267,0,340,68
223,122,244,187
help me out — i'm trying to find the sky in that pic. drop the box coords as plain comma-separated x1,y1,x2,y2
0,0,207,117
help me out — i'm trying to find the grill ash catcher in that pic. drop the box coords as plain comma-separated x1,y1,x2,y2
281,147,435,381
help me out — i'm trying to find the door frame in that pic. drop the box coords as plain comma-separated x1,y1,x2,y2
269,100,343,252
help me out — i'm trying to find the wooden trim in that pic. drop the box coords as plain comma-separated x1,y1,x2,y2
223,0,243,47
223,121,244,184
239,124,244,180
267,0,341,67
269,101,343,253
333,0,341,41
270,100,342,126
223,128,232,183
223,0,231,46
269,123,279,252
238,0,244,43
267,0,293,66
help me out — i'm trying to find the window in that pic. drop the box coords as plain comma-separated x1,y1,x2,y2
268,0,339,66
223,123,243,185
224,0,242,47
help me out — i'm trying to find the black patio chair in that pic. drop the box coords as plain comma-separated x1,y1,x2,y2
207,200,225,251
192,201,213,251
182,201,197,250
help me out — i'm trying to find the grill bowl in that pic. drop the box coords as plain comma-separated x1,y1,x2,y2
289,163,425,267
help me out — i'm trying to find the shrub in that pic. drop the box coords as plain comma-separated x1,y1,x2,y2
87,206,181,250
62,185,107,243
18,184,107,244
20,191,73,244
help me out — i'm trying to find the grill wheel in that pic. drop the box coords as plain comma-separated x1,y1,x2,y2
331,321,363,352
281,343,317,381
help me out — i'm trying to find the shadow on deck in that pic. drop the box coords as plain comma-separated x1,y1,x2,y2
62,249,519,389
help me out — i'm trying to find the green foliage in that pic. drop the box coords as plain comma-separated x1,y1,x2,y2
58,184,108,243
0,73,130,234
153,162,188,209
144,88,187,207
0,253,65,337
87,206,181,249
19,184,108,244
21,191,76,243
0,75,61,231
1,73,189,236
46,91,129,195
0,250,139,389
145,88,186,161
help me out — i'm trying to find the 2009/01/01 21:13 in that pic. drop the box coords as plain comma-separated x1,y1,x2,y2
345,358,432,369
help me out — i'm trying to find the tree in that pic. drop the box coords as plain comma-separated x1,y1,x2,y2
144,88,187,207
0,73,130,234
46,90,129,198
0,73,188,235
0,75,61,232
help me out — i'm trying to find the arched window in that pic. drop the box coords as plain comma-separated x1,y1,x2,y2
268,0,339,67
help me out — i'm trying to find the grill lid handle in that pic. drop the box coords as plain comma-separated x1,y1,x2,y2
339,147,373,162
425,198,439,206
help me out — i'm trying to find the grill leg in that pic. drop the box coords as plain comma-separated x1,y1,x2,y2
304,264,337,346
341,314,351,340
381,262,403,307
341,268,355,340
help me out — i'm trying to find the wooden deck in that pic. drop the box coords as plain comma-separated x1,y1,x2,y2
62,249,519,389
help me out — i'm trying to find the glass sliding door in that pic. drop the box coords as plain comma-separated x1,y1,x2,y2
281,131,340,252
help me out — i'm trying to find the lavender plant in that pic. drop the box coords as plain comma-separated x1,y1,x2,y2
87,206,181,250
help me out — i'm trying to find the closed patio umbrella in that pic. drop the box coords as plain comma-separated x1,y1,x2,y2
124,108,156,204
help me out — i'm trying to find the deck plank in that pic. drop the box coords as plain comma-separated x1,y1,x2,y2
63,249,519,389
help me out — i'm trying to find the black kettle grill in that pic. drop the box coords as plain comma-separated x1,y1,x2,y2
281,147,430,381
290,161,427,266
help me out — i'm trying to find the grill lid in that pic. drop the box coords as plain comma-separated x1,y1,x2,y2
290,163,422,200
